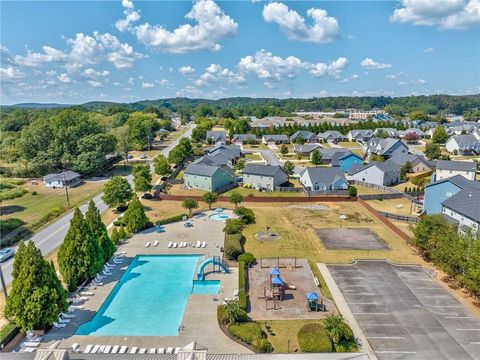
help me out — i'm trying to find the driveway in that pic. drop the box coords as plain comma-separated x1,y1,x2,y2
0,125,194,289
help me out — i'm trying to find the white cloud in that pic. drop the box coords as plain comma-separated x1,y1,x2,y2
156,79,172,87
0,66,26,82
141,82,155,88
82,68,110,79
127,77,135,85
262,2,339,43
58,73,72,83
309,57,349,78
179,66,196,75
398,78,427,85
88,80,103,87
360,58,392,70
12,32,143,71
115,0,141,32
422,47,435,53
121,0,238,54
195,63,245,87
390,0,480,29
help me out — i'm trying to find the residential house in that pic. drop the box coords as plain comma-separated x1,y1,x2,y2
434,160,477,181
442,189,480,234
346,130,374,142
317,131,346,143
293,143,322,156
262,134,290,145
373,128,399,138
43,171,81,188
231,134,257,145
206,131,227,145
336,153,364,173
299,167,349,192
445,134,480,155
389,152,436,173
290,131,317,143
363,137,409,159
313,149,351,166
207,145,242,164
184,163,235,192
348,160,400,186
242,164,288,191
399,128,425,138
424,174,480,214
195,153,230,167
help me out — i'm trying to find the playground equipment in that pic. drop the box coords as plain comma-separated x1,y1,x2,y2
197,256,229,281
306,292,326,312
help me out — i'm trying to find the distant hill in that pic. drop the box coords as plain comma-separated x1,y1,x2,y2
6,103,72,109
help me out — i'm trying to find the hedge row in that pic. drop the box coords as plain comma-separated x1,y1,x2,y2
156,213,188,225
228,322,272,353
297,323,332,352
0,323,19,349
0,187,28,201
224,233,245,260
238,260,247,311
0,218,24,238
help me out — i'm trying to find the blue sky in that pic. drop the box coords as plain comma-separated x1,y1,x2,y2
1,0,479,104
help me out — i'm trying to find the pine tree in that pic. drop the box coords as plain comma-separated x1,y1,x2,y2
123,196,149,233
111,227,120,245
118,225,127,240
85,200,115,262
5,241,68,331
12,240,26,279
58,208,103,291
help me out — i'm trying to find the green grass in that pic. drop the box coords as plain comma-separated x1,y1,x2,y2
245,153,263,161
308,260,333,300
262,320,323,353
0,322,18,343
337,141,361,148
223,187,305,198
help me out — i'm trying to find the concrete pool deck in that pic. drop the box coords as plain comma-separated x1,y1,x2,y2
39,210,251,354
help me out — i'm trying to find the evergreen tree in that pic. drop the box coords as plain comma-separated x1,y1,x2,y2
5,241,68,331
132,164,152,192
153,154,172,176
85,200,114,262
12,240,26,279
123,196,149,233
58,208,103,291
102,176,133,209
432,126,448,144
310,149,323,166
111,227,120,245
118,225,127,240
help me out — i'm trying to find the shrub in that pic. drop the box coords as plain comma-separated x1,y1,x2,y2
238,260,247,310
31,191,37,195
347,186,357,197
217,301,248,325
224,219,244,234
0,218,25,237
228,322,272,352
234,207,256,224
156,213,188,225
224,233,244,260
297,323,332,352
238,252,256,266
0,187,28,201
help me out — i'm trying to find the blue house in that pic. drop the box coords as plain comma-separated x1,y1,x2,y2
423,175,480,214
336,153,364,172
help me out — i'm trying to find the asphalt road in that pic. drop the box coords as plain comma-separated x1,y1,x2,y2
0,125,194,289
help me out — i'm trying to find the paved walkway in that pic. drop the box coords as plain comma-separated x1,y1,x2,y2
317,263,377,360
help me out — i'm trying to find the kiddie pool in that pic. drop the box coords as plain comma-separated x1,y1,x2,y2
209,213,230,221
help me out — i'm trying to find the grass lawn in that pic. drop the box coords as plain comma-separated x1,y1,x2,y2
167,184,206,196
164,126,189,142
366,198,419,216
337,141,361,148
223,187,305,198
263,319,324,353
174,170,184,180
241,144,270,150
354,184,389,195
245,153,263,161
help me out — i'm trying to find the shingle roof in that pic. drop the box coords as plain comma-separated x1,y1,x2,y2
293,144,322,153
317,131,345,139
195,153,229,167
300,167,347,185
290,131,316,140
208,145,241,159
232,134,257,141
317,148,351,161
442,188,480,223
262,134,289,141
243,164,285,177
348,160,398,175
448,134,480,147
206,131,226,140
185,163,234,178
436,160,477,172
44,170,81,182
426,174,480,190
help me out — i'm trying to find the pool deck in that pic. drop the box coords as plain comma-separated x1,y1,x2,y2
39,210,251,354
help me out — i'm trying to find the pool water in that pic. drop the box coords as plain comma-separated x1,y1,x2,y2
76,255,204,336
192,280,221,294
209,213,230,221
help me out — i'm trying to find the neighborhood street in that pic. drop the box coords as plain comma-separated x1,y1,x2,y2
0,125,194,289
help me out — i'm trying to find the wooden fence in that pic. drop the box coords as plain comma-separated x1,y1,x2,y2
156,193,357,203
377,211,419,223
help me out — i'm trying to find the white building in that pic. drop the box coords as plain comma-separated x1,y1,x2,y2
43,171,81,188
435,160,477,181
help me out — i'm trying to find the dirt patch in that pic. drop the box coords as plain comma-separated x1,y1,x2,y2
316,227,389,250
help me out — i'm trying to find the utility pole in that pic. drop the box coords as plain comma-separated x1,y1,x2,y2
63,171,71,207
0,265,8,299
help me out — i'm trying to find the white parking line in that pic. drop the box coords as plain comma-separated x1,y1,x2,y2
362,324,397,327
407,279,433,282
347,293,375,296
432,305,463,308
424,295,451,298
350,302,381,305
367,336,405,340
353,312,389,315
457,328,480,331
445,316,475,319
416,287,441,290
376,351,417,354
470,342,480,345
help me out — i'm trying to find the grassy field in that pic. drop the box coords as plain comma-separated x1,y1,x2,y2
263,319,324,353
354,184,389,195
337,141,361,148
366,198,419,216
223,187,305,198
245,153,263,161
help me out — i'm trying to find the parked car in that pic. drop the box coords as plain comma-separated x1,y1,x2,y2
141,192,153,199
0,248,15,263
127,154,134,159
139,154,147,159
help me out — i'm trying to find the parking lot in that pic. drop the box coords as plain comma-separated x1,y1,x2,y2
316,228,389,250
328,261,480,360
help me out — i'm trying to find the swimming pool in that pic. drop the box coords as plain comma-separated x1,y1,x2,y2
76,255,209,336
209,213,230,221
191,280,221,294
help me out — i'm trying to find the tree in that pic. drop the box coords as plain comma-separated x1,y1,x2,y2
295,135,306,145
223,299,244,325
118,225,126,240
400,161,412,181
153,154,172,176
114,125,132,162
85,200,114,262
182,198,199,216
12,240,26,279
102,176,133,209
348,186,357,197
432,126,448,144
168,138,193,165
425,143,442,160
74,133,117,174
280,144,288,155
233,206,256,224
5,240,68,331
310,149,323,166
323,314,351,351
229,192,244,208
370,154,385,162
58,208,103,291
126,112,159,150
132,164,152,192
375,129,389,138
123,196,149,233
282,160,295,182
403,132,420,144
202,192,218,210
111,227,120,245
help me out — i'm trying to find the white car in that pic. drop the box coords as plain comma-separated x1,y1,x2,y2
139,154,147,159
0,248,15,263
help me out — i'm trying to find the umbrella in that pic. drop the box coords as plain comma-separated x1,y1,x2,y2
306,292,319,300
215,208,224,213
271,277,283,285
270,268,281,276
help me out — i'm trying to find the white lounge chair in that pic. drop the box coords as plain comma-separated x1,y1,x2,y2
22,347,36,353
71,343,80,353
201,241,206,248
102,270,112,276
61,313,76,319
103,345,111,353
158,348,165,354
58,318,70,324
153,240,159,247
196,241,201,248
119,346,128,354
149,348,156,354
139,348,146,354
168,241,173,248
91,345,100,353
174,347,181,354
105,263,115,268
173,242,178,248
112,345,119,353
113,258,123,264
22,341,40,348
84,345,93,354
98,346,105,353
53,322,66,328
145,242,151,247
68,305,84,311
129,347,137,354
166,347,174,354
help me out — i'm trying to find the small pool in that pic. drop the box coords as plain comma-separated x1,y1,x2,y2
192,280,221,294
209,213,230,221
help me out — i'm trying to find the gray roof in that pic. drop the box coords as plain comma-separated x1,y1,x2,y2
206,131,226,141
195,153,229,167
262,134,289,141
348,160,399,175
290,131,317,140
185,163,234,178
243,164,285,177
348,130,374,138
366,138,407,155
300,167,347,185
44,170,81,182
208,145,241,159
232,134,257,141
436,160,477,172
373,128,398,137
448,134,480,146
442,188,480,223
389,152,434,168
317,131,345,140
426,174,480,190
318,148,351,162
293,143,322,153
